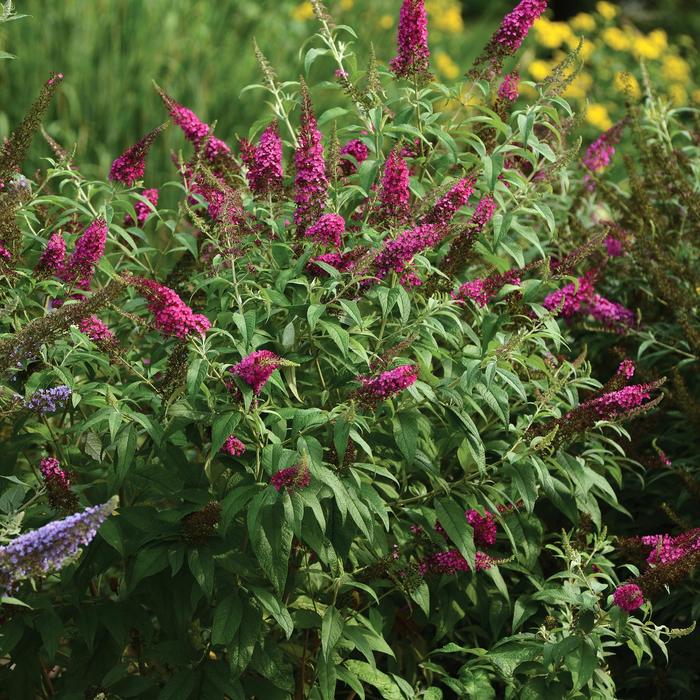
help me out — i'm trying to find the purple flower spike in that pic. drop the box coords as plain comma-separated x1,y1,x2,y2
0,497,118,594
25,386,72,416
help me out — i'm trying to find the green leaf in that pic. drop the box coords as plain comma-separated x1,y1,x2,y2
307,303,325,331
130,547,169,589
251,586,294,639
317,657,338,700
188,549,214,599
212,593,243,646
247,492,293,593
434,498,475,570
393,410,419,463
211,411,242,455
569,639,597,691
321,606,344,660
35,610,62,662
344,660,404,700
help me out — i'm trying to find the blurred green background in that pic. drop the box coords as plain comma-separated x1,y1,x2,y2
0,0,698,182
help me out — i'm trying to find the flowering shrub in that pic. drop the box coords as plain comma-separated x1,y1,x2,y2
0,1,697,697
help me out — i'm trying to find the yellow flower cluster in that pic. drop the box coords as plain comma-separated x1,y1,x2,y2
522,0,697,123
426,0,463,34
596,2,617,21
291,1,314,22
435,50,460,80
533,17,573,50
586,103,613,131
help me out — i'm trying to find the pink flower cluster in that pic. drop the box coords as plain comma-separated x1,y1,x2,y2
61,218,108,289
390,0,431,81
470,195,498,231
125,188,159,227
271,464,311,492
40,457,70,490
466,509,498,547
419,549,493,576
109,124,165,186
167,99,231,164
240,122,283,196
583,121,626,173
0,244,11,262
221,435,246,457
616,359,636,381
493,0,548,54
640,529,700,566
581,383,656,419
612,583,644,611
305,213,345,248
78,316,115,343
132,277,211,338
453,270,520,307
544,276,634,332
340,139,369,176
422,178,475,228
498,72,521,101
379,151,410,222
36,232,66,277
229,350,281,394
294,93,328,232
357,364,418,402
374,224,442,279
308,251,358,276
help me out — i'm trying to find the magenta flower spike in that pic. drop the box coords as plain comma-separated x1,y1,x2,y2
305,213,345,248
61,218,108,290
109,124,166,186
36,231,67,277
294,86,328,233
131,277,211,338
241,122,284,196
390,0,431,83
379,150,410,222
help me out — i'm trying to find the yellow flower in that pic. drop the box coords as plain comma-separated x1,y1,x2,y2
427,0,463,33
528,59,553,82
586,103,613,131
596,1,618,20
662,55,691,83
668,83,688,106
291,1,314,21
435,51,460,80
648,29,668,52
534,17,574,49
692,89,700,104
563,72,593,100
601,27,630,52
340,0,354,8
379,13,394,29
633,35,663,60
613,72,641,100
570,13,596,33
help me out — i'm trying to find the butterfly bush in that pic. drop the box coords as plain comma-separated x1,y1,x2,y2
0,2,694,697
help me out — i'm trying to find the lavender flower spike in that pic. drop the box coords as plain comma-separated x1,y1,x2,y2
0,496,118,594
25,385,72,415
